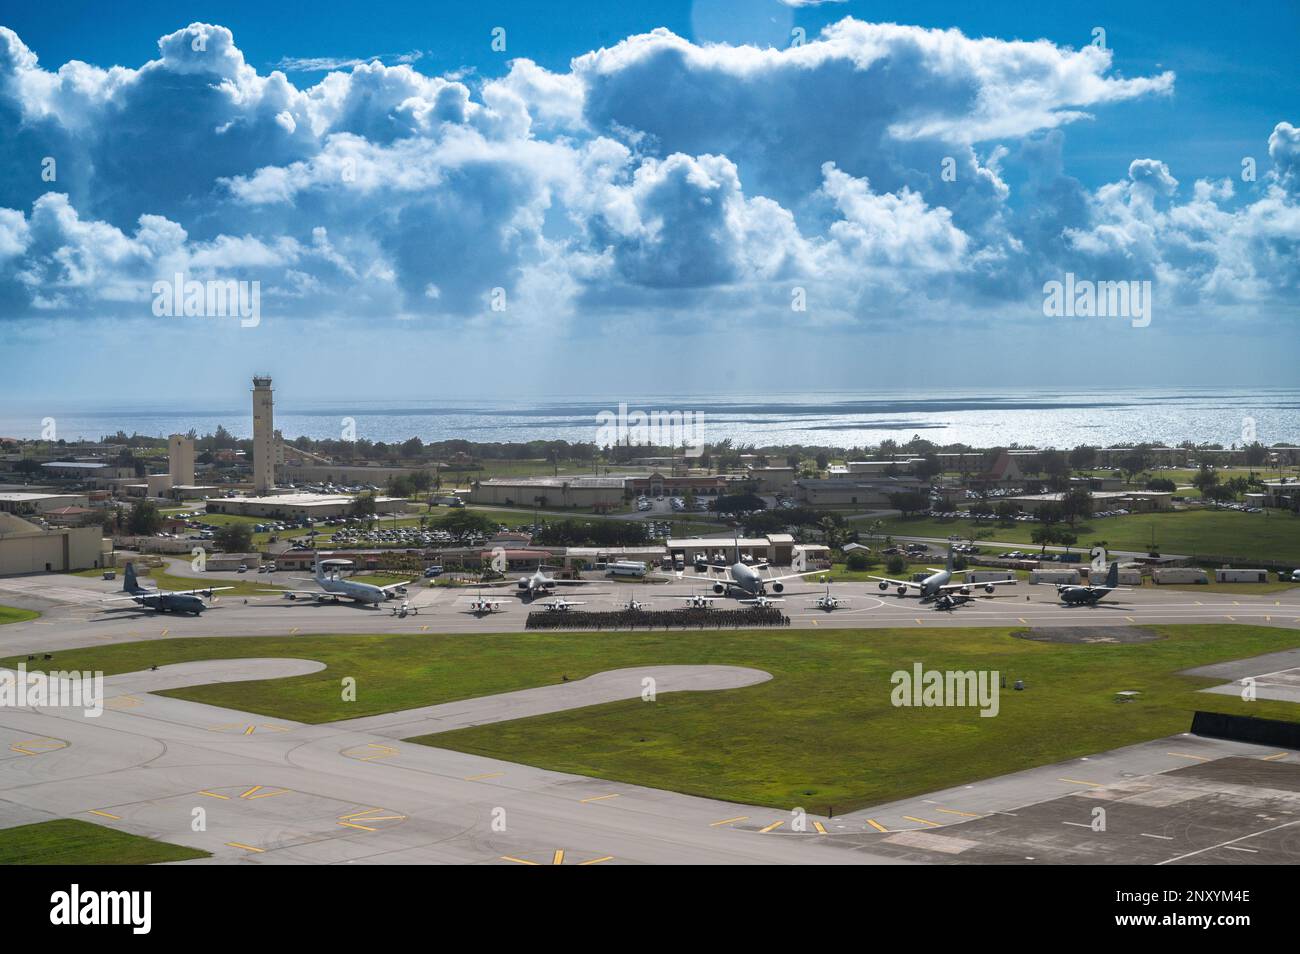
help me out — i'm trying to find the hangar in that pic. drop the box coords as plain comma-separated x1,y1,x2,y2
0,512,110,573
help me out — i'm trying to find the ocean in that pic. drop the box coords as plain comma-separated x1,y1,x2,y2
4,388,1298,450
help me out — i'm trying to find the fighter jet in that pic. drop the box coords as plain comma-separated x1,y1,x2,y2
738,595,784,608
695,534,825,599
102,562,232,615
1057,561,1123,605
467,591,509,615
534,597,587,612
808,585,848,611
868,546,1016,602
266,559,411,607
680,594,717,609
622,598,655,611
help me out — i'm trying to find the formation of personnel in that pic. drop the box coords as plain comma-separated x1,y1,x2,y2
524,606,790,630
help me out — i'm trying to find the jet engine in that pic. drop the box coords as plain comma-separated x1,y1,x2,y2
770,581,784,594
878,581,889,590
897,585,908,596
984,584,996,594
712,582,726,595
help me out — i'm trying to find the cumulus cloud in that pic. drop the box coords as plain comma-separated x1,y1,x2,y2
0,18,1293,336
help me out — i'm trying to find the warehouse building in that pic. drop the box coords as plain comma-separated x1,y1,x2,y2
206,493,406,520
0,492,90,515
0,512,110,573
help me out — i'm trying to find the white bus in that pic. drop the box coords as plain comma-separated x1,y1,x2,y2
608,561,648,578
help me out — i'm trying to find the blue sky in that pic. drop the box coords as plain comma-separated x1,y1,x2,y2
1,0,1297,403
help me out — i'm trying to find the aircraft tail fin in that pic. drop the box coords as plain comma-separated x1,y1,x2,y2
123,562,142,593
1105,561,1119,588
946,544,955,572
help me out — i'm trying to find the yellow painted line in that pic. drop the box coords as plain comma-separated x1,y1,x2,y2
810,618,818,626
160,629,168,636
88,810,121,819
1126,616,1136,623
464,771,504,781
502,855,539,865
710,815,749,827
578,856,614,865
552,849,565,865
198,791,230,800
245,788,288,800
1167,751,1210,762
239,785,265,799
579,793,620,803
1018,618,1028,625
339,808,385,820
937,808,981,818
1058,777,1104,788
813,821,828,835
903,815,941,828
226,842,264,853
337,821,377,831
290,627,299,635
260,724,289,732
243,725,256,736
915,618,923,625
354,814,404,821
758,820,784,833
866,818,888,832
1262,752,1289,761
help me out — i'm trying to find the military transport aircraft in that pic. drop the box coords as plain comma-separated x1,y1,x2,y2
265,559,411,607
1057,561,1124,605
868,546,1017,602
103,562,232,615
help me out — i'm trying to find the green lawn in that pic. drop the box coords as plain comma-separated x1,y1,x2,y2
8,624,1300,815
863,509,1300,564
0,606,39,625
0,819,210,865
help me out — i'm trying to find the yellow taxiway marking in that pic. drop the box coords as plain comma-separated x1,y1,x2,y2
105,695,142,709
1018,618,1028,625
710,815,749,827
552,850,565,865
88,810,121,819
759,820,784,833
866,819,888,832
198,791,229,799
259,723,289,732
579,793,620,804
9,738,67,756
242,725,256,735
239,785,288,800
813,821,828,835
903,815,941,828
579,856,614,865
502,856,539,865
1058,777,1104,788
464,771,504,781
160,629,168,636
226,842,264,853
337,821,377,832
1263,752,1289,761
915,618,923,625
937,808,981,818
810,618,818,627
1168,751,1210,762
290,627,299,635
358,743,398,761
1126,616,1136,623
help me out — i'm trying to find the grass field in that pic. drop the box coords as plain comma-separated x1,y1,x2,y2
0,819,210,865
8,624,1300,815
863,509,1300,564
0,605,39,625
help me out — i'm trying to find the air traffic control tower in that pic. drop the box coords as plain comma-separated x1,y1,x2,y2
251,375,275,495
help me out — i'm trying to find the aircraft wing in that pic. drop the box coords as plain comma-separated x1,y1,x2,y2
761,568,827,584
867,575,921,590
938,579,1016,591
102,586,233,601
377,581,412,593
